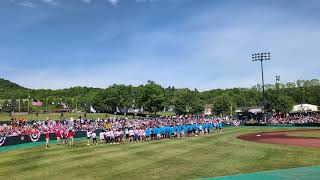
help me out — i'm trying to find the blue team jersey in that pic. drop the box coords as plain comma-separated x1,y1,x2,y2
169,127,174,134
210,123,214,129
160,127,165,134
193,124,197,130
177,126,182,132
152,128,157,134
146,128,151,136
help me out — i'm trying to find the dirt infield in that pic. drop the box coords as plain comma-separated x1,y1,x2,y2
237,129,320,148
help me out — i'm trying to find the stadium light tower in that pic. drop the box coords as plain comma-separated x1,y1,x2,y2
252,52,271,122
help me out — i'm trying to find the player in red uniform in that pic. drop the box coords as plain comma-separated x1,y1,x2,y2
56,128,61,145
45,130,50,149
63,127,68,144
68,130,74,146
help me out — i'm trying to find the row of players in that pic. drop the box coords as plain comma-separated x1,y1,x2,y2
87,122,223,145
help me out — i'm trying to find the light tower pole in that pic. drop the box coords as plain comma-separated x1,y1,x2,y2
252,52,271,123
275,75,280,113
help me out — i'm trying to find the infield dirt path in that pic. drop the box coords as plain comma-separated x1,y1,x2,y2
237,129,320,148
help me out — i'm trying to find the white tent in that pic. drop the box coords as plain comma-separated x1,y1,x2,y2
292,104,319,112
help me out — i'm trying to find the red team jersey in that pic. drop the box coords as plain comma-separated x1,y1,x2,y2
68,131,74,138
56,130,61,138
46,131,50,139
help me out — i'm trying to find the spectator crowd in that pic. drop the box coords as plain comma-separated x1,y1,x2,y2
0,116,223,140
269,113,320,124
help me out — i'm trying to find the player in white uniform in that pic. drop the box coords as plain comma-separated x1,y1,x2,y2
86,130,91,146
91,131,97,145
99,131,105,144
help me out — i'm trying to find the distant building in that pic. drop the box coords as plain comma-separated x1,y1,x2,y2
235,106,264,114
204,104,213,115
292,104,318,112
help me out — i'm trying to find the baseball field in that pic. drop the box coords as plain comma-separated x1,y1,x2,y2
1,127,320,180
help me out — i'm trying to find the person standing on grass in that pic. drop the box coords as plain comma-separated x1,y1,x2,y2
125,127,129,142
209,121,214,134
68,130,74,146
169,125,175,139
129,128,134,142
105,130,110,144
110,129,115,144
86,129,91,145
199,123,203,135
134,128,139,142
45,130,50,149
145,127,151,141
114,129,120,144
156,126,161,140
180,124,185,138
99,130,105,144
56,128,61,145
218,120,223,134
91,130,97,145
151,126,156,141
139,128,145,141
64,127,69,144
120,128,125,143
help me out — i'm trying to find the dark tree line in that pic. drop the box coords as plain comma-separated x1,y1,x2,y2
0,78,319,115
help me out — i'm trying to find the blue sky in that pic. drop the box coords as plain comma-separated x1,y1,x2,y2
0,0,319,90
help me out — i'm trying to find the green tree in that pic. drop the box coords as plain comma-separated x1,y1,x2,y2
142,81,165,115
213,94,234,116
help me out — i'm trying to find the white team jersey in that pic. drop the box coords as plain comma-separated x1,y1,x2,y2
129,130,134,136
99,132,105,139
87,131,91,138
110,131,114,138
91,132,97,138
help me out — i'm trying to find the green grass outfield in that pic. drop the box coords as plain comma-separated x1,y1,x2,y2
1,127,320,180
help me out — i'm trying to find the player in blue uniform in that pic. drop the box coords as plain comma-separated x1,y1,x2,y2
218,120,223,134
145,127,151,141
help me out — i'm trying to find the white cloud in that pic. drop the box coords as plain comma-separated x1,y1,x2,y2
16,1,37,8
41,0,59,6
108,0,119,6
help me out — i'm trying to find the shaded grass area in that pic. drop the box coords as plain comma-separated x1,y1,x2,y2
287,132,320,138
0,127,320,180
